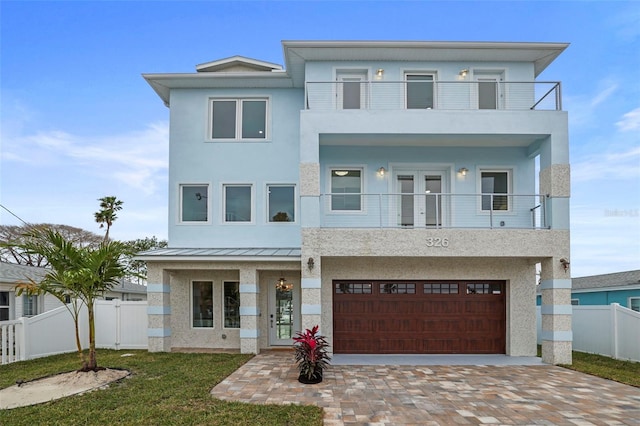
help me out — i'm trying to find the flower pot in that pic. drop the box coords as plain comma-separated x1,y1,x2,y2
298,370,323,384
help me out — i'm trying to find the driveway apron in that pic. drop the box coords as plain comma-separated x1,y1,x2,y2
211,351,640,425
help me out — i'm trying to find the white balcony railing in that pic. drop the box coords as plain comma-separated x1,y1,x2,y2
305,81,562,111
319,193,548,229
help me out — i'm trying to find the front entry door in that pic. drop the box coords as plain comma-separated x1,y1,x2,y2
397,171,446,227
268,277,301,346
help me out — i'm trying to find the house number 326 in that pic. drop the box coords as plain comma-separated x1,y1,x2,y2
426,237,449,247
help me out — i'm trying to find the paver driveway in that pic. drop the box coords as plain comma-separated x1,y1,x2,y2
211,351,640,425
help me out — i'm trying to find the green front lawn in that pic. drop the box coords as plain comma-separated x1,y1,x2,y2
0,350,323,425
561,351,640,388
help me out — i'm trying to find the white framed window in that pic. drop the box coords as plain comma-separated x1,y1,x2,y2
0,291,9,321
629,297,640,312
223,281,240,328
180,184,209,222
330,168,363,211
192,281,214,328
267,184,295,222
405,73,435,109
209,98,268,140
571,299,580,306
23,295,38,317
224,184,253,223
480,170,511,211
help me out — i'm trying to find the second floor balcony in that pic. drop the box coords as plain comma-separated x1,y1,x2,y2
305,80,562,112
319,193,549,230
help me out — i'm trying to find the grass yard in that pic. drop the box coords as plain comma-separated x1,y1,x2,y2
0,350,323,425
561,351,640,388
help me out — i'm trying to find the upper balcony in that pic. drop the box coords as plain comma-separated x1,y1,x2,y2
305,80,561,112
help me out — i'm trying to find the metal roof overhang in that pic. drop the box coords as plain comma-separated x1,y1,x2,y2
135,247,302,263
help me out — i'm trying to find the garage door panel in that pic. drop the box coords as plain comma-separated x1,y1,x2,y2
333,280,506,354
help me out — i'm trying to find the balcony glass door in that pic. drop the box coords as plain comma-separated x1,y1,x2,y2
337,71,368,109
397,171,445,227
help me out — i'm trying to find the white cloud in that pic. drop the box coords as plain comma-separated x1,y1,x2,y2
572,146,640,183
565,81,618,128
616,107,640,131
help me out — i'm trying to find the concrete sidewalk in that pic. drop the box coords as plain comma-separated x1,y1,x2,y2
211,351,640,425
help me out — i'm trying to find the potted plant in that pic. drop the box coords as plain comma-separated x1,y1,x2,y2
293,325,330,384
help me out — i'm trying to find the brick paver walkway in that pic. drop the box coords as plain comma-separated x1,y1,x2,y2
210,351,640,425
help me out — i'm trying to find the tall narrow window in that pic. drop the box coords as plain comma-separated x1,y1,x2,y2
23,295,38,317
0,291,9,321
192,281,213,328
210,98,267,140
331,169,362,211
406,74,434,109
223,282,240,328
181,185,208,222
224,185,252,222
481,171,510,211
268,185,295,222
337,72,367,109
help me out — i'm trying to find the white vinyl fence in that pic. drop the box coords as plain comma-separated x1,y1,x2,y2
537,303,640,362
1,300,147,365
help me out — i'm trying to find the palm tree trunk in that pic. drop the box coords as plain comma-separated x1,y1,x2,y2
87,301,97,371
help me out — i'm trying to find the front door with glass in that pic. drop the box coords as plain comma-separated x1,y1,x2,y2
268,277,301,346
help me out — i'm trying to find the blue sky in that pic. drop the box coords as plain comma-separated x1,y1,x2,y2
1,1,638,277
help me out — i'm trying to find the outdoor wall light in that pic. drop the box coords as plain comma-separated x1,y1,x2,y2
334,170,349,177
377,166,387,176
458,167,469,176
459,69,469,78
307,257,315,270
376,68,384,77
560,258,570,272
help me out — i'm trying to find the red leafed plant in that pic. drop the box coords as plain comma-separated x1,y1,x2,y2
293,325,331,381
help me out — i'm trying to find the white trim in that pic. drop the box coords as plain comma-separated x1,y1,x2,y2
222,183,255,224
207,97,270,142
477,167,515,214
629,296,640,312
402,70,438,110
325,165,366,214
178,183,211,224
266,183,297,224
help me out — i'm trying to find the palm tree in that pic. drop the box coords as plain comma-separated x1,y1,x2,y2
8,227,130,371
94,196,123,241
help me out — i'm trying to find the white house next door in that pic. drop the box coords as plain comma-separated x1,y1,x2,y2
268,278,301,346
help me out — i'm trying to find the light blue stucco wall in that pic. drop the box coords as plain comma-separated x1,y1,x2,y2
167,87,304,248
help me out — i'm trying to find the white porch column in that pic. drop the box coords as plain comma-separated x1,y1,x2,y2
239,266,260,354
147,266,171,352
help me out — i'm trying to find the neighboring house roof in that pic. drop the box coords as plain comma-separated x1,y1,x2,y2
571,270,640,293
109,280,148,295
136,247,302,262
143,40,569,106
0,262,48,284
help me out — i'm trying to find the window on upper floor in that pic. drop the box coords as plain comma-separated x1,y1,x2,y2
210,98,268,140
224,184,252,222
181,184,209,222
23,295,38,317
192,281,214,328
223,281,240,328
330,169,362,211
268,184,295,222
405,73,435,109
480,170,511,211
630,297,640,312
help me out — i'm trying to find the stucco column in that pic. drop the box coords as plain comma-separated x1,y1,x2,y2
239,266,259,354
540,257,572,364
301,241,322,333
147,266,171,352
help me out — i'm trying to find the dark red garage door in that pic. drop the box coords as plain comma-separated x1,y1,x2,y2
333,280,506,354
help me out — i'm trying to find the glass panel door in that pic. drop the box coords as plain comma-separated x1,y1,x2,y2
398,175,415,226
424,175,442,227
269,277,301,345
396,172,445,227
337,72,368,109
